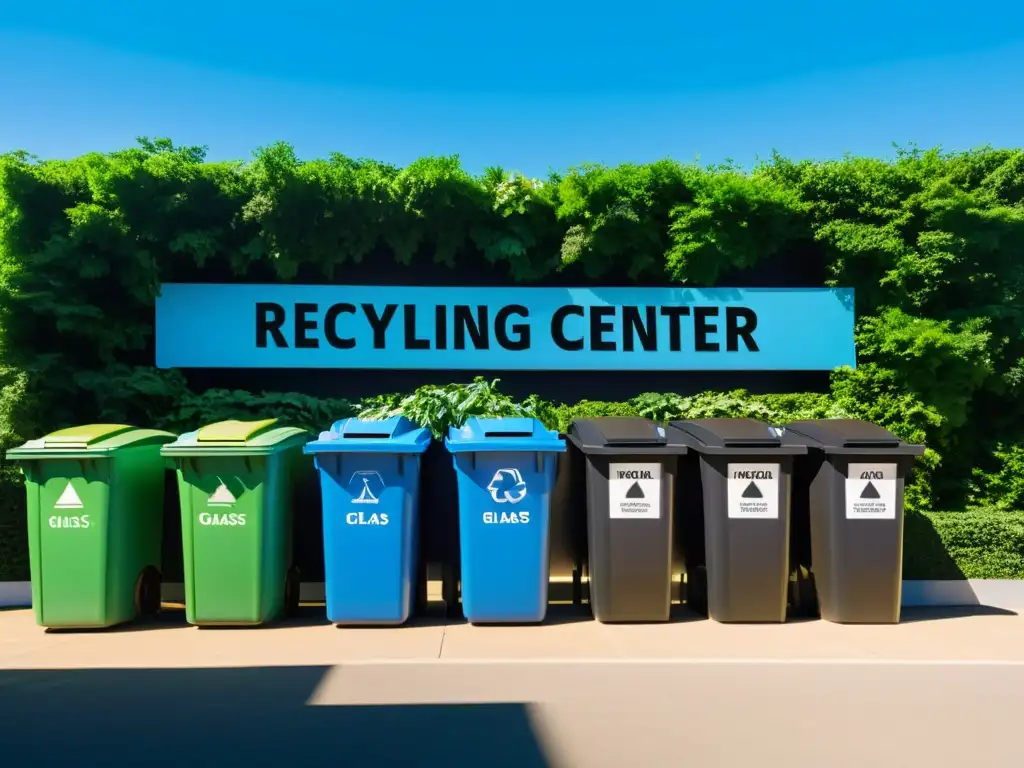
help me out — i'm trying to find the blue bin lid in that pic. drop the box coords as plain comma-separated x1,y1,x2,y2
445,417,566,454
303,415,431,455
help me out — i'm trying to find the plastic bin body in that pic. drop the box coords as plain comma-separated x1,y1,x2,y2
161,419,309,626
672,419,808,623
446,417,565,624
6,424,175,628
785,419,925,624
567,417,688,623
304,416,430,625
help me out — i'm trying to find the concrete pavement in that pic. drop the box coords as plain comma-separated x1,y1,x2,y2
1,605,1023,766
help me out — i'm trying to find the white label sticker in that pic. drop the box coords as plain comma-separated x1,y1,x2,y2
846,463,898,520
727,463,780,519
608,462,661,520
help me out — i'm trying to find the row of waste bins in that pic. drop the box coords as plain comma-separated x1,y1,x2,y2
6,416,924,630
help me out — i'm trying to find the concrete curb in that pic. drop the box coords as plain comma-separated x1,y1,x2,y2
3,580,1024,611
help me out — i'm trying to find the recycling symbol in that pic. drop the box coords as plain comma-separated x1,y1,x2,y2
487,468,528,504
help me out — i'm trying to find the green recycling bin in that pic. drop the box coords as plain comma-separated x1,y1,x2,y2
6,424,176,629
161,418,310,626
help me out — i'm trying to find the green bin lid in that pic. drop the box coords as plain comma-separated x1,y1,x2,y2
5,424,176,460
161,418,309,457
197,419,279,443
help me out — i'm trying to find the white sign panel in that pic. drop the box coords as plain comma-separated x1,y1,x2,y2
727,463,780,519
846,463,898,520
608,462,662,520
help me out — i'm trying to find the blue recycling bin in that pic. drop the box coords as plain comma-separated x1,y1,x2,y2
304,416,431,625
445,417,566,624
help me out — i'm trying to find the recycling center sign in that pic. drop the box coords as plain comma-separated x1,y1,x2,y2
154,284,856,371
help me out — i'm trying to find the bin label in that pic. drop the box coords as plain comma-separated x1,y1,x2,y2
199,512,247,526
483,510,530,524
846,463,898,520
608,463,661,520
48,515,91,529
346,511,389,525
727,463,780,519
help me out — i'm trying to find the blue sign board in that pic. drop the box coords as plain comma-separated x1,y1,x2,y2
154,284,855,371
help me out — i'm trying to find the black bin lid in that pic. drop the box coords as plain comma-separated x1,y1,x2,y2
670,418,807,455
783,419,926,456
568,417,688,456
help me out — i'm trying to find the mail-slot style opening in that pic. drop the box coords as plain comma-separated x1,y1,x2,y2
722,439,781,448
840,438,901,449
483,430,534,438
341,432,391,439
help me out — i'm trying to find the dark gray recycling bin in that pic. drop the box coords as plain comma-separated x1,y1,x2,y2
672,419,808,623
567,417,688,623
784,419,926,624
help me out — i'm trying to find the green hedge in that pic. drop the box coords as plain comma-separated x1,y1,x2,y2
1,140,1023,580
904,509,1024,580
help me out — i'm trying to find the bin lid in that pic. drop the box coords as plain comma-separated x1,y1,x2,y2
670,418,808,456
6,424,176,460
782,419,926,457
303,415,431,455
567,417,688,456
445,417,565,454
160,418,309,457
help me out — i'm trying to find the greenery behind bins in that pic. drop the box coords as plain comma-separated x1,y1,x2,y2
1,138,1023,581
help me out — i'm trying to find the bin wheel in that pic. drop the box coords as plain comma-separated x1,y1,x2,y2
790,566,819,618
135,566,162,618
284,566,301,618
686,566,709,618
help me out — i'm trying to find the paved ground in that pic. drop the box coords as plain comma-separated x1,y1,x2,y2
2,604,1024,766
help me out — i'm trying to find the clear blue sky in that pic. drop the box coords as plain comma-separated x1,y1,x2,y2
1,1,1022,176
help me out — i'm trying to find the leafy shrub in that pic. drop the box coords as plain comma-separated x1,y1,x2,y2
358,377,551,438
550,400,641,432
163,389,357,435
906,508,1024,580
969,444,1024,511
633,391,777,422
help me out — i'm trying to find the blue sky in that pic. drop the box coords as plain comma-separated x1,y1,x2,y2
1,1,1022,176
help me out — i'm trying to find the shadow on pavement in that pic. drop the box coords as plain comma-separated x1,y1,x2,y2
0,665,556,767
42,605,337,634
899,604,1018,623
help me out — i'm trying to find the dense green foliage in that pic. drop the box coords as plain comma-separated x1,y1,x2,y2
904,508,1024,580
0,138,1022,581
